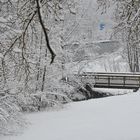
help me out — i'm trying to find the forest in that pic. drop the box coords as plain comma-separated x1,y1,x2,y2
1,0,140,139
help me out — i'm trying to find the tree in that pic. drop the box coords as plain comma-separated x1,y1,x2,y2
0,0,75,92
97,0,140,72
0,0,76,135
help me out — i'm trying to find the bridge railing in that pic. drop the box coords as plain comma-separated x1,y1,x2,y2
78,72,140,90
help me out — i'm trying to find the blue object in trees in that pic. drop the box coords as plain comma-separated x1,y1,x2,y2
100,23,105,30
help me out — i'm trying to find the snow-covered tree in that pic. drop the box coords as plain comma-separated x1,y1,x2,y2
0,0,77,135
97,0,140,72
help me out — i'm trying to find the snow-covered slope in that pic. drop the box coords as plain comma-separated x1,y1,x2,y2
2,92,140,140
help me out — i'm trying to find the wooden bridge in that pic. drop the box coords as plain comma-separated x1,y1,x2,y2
78,72,140,91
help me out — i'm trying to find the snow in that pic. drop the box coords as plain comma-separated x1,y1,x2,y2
1,92,140,140
13,48,22,53
0,17,7,22
0,53,4,59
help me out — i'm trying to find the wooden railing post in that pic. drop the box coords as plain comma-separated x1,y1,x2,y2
123,76,125,87
139,77,140,87
108,76,110,86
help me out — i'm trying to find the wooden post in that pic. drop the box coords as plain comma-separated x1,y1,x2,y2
108,76,110,86
123,76,125,87
139,77,140,87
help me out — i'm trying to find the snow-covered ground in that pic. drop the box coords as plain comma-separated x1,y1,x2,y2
1,91,140,140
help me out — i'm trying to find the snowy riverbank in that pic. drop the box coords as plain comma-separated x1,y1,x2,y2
1,91,140,140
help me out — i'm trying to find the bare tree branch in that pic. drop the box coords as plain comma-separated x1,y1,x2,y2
36,0,56,64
